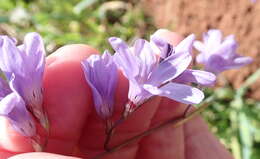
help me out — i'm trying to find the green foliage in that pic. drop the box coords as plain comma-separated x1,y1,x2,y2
0,0,155,54
203,69,260,159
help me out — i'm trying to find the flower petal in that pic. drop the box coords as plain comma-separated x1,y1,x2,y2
214,38,237,59
224,56,253,70
148,51,192,86
206,55,227,73
204,29,223,49
144,82,204,105
109,37,140,79
0,92,36,137
175,34,195,54
173,69,216,86
23,32,45,79
134,39,157,81
196,53,206,64
193,41,205,53
82,59,104,116
0,36,25,79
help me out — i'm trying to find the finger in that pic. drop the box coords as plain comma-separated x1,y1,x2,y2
9,152,80,159
0,44,99,156
44,45,98,154
0,149,18,159
136,30,186,159
136,99,186,159
184,116,233,159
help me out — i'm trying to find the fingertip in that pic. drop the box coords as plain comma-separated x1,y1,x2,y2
9,152,80,159
154,29,184,46
47,44,99,63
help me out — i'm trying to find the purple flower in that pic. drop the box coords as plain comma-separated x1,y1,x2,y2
151,29,216,87
194,29,253,74
0,32,48,132
150,29,175,59
0,79,36,137
109,34,205,112
81,51,118,119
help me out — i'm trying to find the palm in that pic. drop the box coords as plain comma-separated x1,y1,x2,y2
0,33,233,159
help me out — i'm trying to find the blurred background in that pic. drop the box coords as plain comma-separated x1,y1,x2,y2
0,0,259,158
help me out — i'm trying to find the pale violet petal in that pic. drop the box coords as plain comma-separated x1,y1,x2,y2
110,37,140,79
136,39,157,80
205,29,223,48
19,33,45,109
196,53,206,64
223,56,253,70
0,92,36,137
175,34,195,54
23,32,45,79
173,69,216,86
148,51,192,86
206,55,227,73
143,83,204,105
0,36,25,79
193,41,205,53
82,59,104,111
215,38,237,59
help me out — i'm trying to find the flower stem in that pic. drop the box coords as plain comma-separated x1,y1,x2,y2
104,117,126,150
92,97,213,159
183,104,192,117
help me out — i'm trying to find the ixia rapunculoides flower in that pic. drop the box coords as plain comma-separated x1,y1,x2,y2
151,29,216,87
194,29,253,74
109,34,205,116
0,33,48,131
0,78,36,137
81,51,118,120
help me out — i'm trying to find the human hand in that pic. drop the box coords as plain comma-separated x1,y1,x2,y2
0,30,234,159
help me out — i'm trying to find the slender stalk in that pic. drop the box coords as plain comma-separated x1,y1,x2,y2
183,104,192,117
104,117,125,150
92,99,212,159
104,97,156,150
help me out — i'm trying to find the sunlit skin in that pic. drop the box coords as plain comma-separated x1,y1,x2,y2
0,31,233,159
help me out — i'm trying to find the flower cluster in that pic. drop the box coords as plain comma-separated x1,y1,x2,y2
82,29,252,120
0,33,47,138
0,29,253,150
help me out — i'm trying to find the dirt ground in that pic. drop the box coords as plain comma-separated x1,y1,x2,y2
142,0,260,100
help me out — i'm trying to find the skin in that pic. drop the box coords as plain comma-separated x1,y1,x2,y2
0,31,234,159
